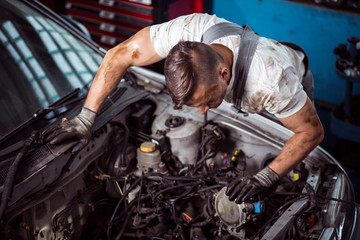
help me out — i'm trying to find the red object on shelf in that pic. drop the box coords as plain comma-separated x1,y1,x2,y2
63,0,204,72
65,0,154,49
168,0,204,20
67,0,153,23
64,0,204,49
193,0,203,13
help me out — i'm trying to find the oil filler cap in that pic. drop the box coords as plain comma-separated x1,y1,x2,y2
165,116,185,128
140,142,157,153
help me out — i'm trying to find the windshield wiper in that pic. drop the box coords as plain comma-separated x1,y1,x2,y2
0,88,85,146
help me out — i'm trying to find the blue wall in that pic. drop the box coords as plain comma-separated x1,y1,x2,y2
212,0,360,105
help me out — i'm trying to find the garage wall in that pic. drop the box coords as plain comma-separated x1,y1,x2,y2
212,0,360,105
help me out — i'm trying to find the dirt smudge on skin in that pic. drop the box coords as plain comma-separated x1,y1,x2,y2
113,44,128,57
304,104,321,128
132,49,140,59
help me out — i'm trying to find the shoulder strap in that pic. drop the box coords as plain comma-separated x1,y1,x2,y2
201,22,243,44
233,25,259,111
202,22,259,113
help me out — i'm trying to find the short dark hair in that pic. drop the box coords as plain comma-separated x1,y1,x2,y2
164,41,223,109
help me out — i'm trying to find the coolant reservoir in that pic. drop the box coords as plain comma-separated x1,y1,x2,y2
151,115,200,165
137,142,162,173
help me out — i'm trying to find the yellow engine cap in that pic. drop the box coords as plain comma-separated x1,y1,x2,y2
293,173,300,181
140,142,157,152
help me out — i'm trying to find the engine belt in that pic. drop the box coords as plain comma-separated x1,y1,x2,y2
201,22,309,113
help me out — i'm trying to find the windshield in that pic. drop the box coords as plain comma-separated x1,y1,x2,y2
0,0,102,136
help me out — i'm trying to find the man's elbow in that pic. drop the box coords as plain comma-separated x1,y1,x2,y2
313,124,324,147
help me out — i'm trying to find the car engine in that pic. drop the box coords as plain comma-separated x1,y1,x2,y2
1,87,356,240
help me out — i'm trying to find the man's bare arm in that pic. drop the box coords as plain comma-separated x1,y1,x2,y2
42,27,162,152
84,26,162,112
268,98,324,177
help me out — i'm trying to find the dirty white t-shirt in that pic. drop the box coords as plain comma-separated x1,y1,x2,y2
150,13,308,118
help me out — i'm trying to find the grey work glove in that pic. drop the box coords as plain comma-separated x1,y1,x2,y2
226,166,279,203
42,107,96,154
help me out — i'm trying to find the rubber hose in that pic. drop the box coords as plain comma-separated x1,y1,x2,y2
0,131,38,221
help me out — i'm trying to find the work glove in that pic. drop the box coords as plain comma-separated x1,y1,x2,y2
226,166,279,203
42,107,96,154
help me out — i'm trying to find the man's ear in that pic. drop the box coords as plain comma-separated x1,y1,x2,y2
219,67,230,83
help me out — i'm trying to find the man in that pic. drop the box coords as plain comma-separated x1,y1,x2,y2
43,13,324,203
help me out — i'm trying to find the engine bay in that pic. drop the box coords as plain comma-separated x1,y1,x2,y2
2,92,356,240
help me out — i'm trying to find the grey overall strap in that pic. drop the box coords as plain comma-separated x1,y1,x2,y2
201,22,244,44
201,22,259,112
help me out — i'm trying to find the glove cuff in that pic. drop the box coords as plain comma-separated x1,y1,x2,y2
254,166,280,187
78,107,97,127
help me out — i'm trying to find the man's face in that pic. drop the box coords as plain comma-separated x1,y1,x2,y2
186,82,227,114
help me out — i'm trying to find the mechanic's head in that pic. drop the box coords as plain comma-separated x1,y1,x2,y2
164,41,229,114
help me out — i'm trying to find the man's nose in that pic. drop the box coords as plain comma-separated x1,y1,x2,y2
197,105,210,114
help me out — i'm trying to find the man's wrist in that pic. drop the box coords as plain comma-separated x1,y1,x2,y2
254,166,280,186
